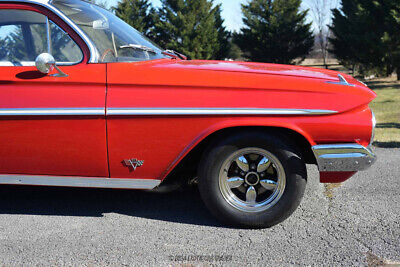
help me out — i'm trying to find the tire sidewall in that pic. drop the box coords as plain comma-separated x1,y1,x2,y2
198,132,307,228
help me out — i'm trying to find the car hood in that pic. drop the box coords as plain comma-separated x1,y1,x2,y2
107,59,376,114
166,60,341,81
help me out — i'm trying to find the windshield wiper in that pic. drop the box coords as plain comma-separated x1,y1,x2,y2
162,50,187,60
120,44,157,54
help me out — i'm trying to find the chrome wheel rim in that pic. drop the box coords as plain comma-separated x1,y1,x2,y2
218,148,286,213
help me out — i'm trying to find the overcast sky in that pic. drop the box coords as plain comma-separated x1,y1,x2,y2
107,0,339,32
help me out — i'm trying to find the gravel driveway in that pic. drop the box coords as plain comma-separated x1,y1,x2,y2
0,147,398,266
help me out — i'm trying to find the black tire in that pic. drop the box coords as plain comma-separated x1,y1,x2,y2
198,131,307,228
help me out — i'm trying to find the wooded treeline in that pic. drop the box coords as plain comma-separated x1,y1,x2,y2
95,0,400,79
112,0,314,64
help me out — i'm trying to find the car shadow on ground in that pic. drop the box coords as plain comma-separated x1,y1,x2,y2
366,80,400,90
0,185,223,227
373,123,400,148
373,141,400,148
376,123,400,129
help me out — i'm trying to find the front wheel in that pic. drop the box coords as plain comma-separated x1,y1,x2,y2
198,132,307,228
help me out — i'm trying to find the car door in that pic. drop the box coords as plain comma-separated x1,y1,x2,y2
0,6,108,177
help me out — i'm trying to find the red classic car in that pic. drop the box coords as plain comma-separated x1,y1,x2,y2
0,0,376,228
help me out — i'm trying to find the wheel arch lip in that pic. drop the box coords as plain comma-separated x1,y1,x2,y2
159,105,375,181
160,120,316,181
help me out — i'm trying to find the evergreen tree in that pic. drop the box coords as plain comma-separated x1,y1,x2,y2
153,0,229,60
330,0,386,74
0,38,9,60
228,41,243,60
114,0,155,36
382,1,400,79
5,28,29,62
234,0,314,64
330,0,400,79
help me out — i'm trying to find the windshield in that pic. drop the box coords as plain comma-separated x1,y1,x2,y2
52,0,167,62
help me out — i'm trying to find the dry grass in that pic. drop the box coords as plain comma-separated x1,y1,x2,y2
365,251,400,267
323,183,343,199
299,59,352,74
300,58,339,66
366,77,400,148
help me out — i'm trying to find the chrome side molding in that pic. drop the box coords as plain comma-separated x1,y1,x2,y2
0,108,337,117
312,143,377,172
106,108,337,116
0,108,105,116
0,175,161,189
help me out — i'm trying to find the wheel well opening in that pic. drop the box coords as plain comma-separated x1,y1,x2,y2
163,126,316,185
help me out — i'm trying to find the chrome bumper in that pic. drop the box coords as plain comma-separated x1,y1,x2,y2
312,144,377,172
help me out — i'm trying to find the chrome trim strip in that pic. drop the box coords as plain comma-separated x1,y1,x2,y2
0,0,100,63
0,175,161,189
46,17,52,54
0,108,105,116
326,74,355,87
312,143,377,172
107,108,337,116
0,108,337,116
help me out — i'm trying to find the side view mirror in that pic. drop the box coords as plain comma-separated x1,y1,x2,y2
35,53,68,77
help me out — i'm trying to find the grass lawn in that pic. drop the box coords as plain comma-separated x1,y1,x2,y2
366,77,400,148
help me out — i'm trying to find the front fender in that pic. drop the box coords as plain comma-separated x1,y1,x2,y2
107,106,373,181
161,118,316,180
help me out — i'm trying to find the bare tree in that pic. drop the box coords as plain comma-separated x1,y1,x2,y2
308,0,339,68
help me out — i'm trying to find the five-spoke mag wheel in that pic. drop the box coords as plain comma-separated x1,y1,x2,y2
219,148,286,212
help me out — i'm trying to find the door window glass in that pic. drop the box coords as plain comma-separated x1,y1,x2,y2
0,9,83,66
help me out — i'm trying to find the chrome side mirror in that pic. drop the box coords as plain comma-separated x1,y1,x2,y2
35,53,68,77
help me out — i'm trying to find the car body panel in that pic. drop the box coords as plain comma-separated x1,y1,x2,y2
0,0,377,186
0,2,108,177
106,61,375,181
0,65,108,177
108,107,372,181
106,60,375,114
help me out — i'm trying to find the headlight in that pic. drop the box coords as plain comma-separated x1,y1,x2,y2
370,110,376,145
